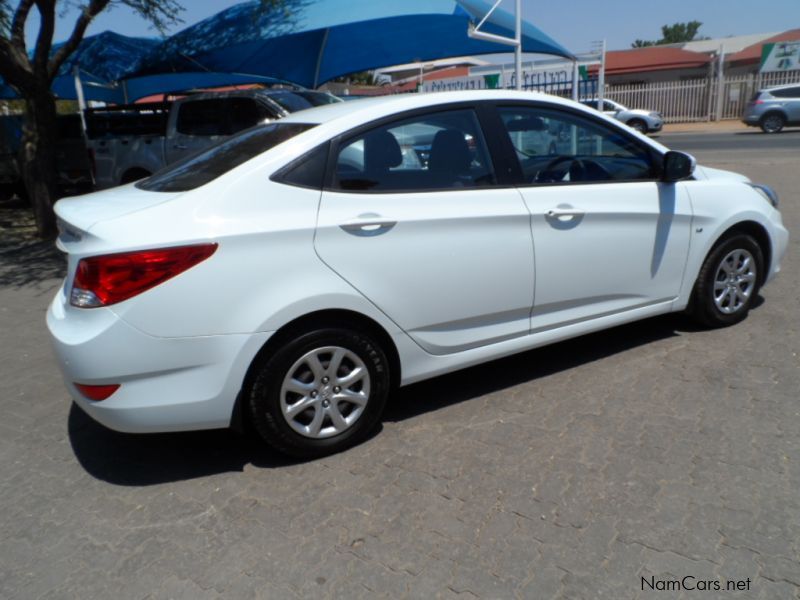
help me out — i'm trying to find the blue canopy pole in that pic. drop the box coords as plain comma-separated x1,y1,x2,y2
313,28,331,89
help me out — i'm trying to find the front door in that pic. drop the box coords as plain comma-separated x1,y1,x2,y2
496,105,692,332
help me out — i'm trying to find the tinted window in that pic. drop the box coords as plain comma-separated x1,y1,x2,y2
498,106,655,184
274,144,328,189
267,91,342,113
176,99,227,136
333,109,495,192
228,98,274,134
138,123,315,192
770,87,800,98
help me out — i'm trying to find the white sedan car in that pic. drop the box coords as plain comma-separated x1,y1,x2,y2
47,91,789,457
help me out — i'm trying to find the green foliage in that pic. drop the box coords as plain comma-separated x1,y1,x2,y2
632,21,705,48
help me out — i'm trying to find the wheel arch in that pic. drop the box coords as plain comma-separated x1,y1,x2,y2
231,309,402,432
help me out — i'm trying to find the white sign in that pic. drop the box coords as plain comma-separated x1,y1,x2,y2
422,65,585,93
760,41,800,73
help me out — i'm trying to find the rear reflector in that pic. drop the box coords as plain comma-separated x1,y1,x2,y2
71,243,217,308
75,383,120,401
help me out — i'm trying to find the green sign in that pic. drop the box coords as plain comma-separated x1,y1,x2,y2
760,41,800,72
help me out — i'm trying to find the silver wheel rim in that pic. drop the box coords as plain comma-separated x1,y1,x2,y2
280,346,371,439
763,116,782,132
713,249,756,314
631,121,646,133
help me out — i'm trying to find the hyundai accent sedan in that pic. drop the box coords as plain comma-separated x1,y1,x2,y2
47,90,789,457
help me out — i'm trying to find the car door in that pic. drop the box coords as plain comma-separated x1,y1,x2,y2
496,104,692,332
314,107,535,355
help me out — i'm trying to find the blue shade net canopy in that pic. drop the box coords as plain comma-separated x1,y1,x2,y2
131,0,574,88
0,31,158,101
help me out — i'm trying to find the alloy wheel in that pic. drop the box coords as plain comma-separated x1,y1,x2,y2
713,249,756,315
279,346,371,439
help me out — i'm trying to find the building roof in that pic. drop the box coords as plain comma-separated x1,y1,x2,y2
728,29,800,64
592,46,711,76
676,32,779,55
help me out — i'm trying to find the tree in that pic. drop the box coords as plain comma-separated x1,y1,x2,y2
632,21,705,49
0,0,182,237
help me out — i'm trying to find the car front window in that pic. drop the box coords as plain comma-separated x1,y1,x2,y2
498,106,656,184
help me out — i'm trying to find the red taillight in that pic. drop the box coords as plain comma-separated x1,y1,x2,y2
75,383,120,401
752,99,764,105
71,243,217,308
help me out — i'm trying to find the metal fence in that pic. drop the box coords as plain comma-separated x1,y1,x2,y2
605,71,800,123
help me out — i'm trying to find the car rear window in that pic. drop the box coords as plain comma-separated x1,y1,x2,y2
137,122,315,192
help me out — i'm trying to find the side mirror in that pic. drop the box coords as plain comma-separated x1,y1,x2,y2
662,151,696,182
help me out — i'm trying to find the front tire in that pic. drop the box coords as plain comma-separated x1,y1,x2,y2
688,234,763,328
628,119,647,134
247,328,390,458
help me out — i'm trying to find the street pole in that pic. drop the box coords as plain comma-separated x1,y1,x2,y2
515,0,522,90
597,39,606,108
715,44,726,122
572,60,579,101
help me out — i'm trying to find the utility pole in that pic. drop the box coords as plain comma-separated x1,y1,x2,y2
468,0,522,91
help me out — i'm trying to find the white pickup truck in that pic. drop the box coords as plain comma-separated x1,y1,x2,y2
87,89,340,189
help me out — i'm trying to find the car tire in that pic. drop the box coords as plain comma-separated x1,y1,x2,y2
759,113,785,134
246,328,390,458
627,119,647,134
688,233,763,328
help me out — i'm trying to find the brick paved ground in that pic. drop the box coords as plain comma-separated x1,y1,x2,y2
0,150,797,599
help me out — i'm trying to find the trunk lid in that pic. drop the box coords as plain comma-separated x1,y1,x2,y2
55,184,179,239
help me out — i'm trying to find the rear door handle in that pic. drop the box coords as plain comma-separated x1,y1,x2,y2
546,207,585,218
173,144,188,150
339,218,397,237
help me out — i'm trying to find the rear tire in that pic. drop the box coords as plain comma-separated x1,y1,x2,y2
688,234,763,328
759,113,785,134
246,328,390,458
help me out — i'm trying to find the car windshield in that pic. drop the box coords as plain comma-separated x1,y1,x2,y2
137,122,315,192
268,91,342,113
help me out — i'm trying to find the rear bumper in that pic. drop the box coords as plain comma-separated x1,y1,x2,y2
47,285,270,433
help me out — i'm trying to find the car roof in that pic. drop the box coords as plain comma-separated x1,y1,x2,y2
280,90,589,126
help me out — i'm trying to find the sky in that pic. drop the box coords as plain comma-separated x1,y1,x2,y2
21,0,800,55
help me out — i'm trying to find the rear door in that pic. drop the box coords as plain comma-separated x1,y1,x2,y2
314,106,535,355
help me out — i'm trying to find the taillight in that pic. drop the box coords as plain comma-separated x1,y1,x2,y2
70,243,217,308
752,99,764,105
74,383,120,401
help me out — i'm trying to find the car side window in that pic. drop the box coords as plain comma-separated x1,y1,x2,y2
333,109,495,192
176,100,227,136
227,98,274,134
498,106,656,185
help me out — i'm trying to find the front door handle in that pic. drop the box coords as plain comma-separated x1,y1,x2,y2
339,219,397,237
173,144,188,150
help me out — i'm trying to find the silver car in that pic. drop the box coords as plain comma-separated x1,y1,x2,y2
580,99,663,134
742,84,800,133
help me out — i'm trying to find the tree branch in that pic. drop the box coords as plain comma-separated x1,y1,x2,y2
32,0,56,75
0,34,35,91
10,0,35,49
48,0,110,80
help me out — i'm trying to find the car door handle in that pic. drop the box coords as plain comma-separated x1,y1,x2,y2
339,219,397,237
173,144,188,150
546,207,585,218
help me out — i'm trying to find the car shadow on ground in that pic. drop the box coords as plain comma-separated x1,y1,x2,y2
68,303,768,487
